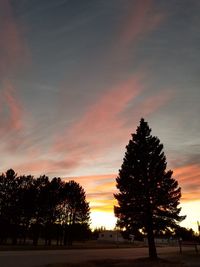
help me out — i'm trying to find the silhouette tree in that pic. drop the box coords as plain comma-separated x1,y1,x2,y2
175,226,197,241
16,174,36,244
0,170,90,246
61,180,90,245
114,118,185,259
0,169,21,244
42,177,64,245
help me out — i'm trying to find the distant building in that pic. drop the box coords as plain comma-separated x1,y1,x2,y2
98,230,126,243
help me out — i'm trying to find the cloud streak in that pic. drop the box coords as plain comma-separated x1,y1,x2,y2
53,75,144,167
0,0,29,76
3,81,23,131
174,164,200,202
118,0,164,49
0,0,30,153
0,81,24,136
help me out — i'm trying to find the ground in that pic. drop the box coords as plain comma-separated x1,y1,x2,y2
45,251,200,267
0,246,199,267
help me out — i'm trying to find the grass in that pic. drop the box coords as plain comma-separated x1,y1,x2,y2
0,240,145,251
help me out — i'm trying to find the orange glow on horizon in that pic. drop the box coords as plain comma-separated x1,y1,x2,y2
65,168,200,231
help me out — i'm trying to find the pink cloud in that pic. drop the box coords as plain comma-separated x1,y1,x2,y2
119,0,164,48
0,0,29,75
0,0,30,152
0,81,23,136
14,158,80,177
53,75,144,168
3,81,23,131
52,73,173,174
130,90,174,121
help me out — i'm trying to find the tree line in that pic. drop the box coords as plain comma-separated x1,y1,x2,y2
0,169,90,246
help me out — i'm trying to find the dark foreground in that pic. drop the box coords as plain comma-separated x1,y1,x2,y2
0,247,198,267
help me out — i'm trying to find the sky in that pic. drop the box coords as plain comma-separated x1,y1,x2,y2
0,0,200,232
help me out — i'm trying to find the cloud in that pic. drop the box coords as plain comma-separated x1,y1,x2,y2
13,158,80,177
0,0,29,76
0,0,30,153
53,75,143,166
51,73,173,175
63,173,116,212
62,162,200,216
129,90,174,122
181,192,200,202
118,0,164,48
0,81,24,151
174,164,200,200
2,81,23,132
63,174,116,194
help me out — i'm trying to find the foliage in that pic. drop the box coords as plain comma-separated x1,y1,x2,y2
0,169,90,246
175,226,198,241
114,118,185,259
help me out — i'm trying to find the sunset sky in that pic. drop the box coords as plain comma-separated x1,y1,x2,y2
0,0,200,232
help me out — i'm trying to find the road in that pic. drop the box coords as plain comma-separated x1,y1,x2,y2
0,247,185,267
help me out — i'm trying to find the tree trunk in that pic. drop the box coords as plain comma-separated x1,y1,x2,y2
147,227,157,259
146,212,157,259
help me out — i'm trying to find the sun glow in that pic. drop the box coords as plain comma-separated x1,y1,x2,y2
90,201,200,233
90,211,117,230
180,201,200,232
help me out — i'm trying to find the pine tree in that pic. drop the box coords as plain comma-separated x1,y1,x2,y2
114,118,185,259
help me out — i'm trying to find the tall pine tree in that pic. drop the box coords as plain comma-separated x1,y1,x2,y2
114,118,185,259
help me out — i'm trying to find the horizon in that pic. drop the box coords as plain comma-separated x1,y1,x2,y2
0,0,200,233
1,166,199,233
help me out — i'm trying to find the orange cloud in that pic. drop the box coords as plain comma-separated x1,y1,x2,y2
173,164,200,202
181,192,200,202
63,174,116,195
64,163,200,217
90,198,116,212
63,174,117,213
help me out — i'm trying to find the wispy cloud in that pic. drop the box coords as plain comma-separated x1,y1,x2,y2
174,164,200,202
118,0,164,49
14,158,79,176
0,81,23,136
130,90,174,121
0,0,29,76
55,78,171,170
0,81,27,155
54,75,144,167
0,0,32,156
63,173,116,212
2,81,23,132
